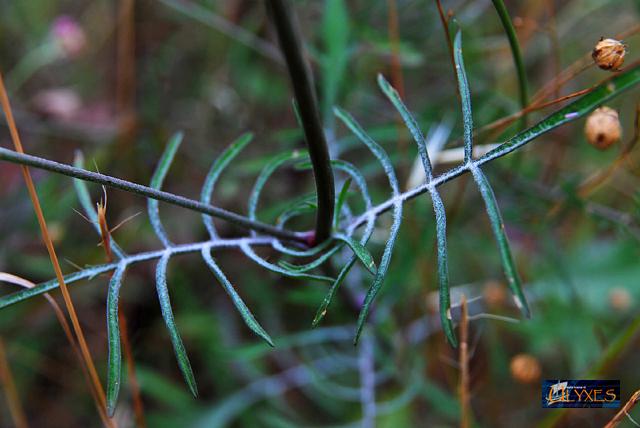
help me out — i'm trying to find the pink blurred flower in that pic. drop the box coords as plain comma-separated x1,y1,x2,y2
32,88,81,120
51,15,87,58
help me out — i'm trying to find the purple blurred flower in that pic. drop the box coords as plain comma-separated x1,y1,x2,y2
51,15,86,58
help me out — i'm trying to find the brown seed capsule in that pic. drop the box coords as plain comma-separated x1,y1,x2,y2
592,38,626,71
584,106,621,149
510,353,541,384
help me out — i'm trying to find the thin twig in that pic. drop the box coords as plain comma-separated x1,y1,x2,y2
532,23,640,105
118,312,146,428
0,72,113,426
434,0,456,87
266,0,335,244
0,237,278,308
96,197,146,427
115,0,136,143
458,295,470,428
604,390,640,428
0,338,28,428
0,147,306,244
0,274,113,426
345,64,640,233
386,0,409,179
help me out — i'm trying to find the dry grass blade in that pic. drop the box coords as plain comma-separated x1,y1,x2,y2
0,273,112,426
115,0,136,142
118,312,146,428
0,72,112,426
0,337,28,428
458,295,470,428
604,389,640,428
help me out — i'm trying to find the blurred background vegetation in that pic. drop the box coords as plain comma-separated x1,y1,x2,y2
0,0,640,427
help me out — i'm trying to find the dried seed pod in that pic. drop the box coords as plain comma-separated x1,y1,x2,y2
584,106,621,149
592,38,626,71
510,353,541,384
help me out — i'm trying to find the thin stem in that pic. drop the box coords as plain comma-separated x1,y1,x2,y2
434,0,456,87
0,72,113,427
267,0,335,244
0,147,306,244
459,295,470,428
0,338,28,428
0,237,277,309
604,390,640,428
491,0,529,122
347,63,640,231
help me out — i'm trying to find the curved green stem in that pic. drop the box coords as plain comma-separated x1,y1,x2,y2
267,0,335,244
491,0,529,122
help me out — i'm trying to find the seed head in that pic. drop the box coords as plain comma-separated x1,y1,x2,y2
592,38,626,71
584,106,621,150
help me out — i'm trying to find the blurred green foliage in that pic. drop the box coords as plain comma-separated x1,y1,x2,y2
0,1,640,427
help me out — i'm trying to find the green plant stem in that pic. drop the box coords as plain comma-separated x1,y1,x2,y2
1,65,638,247
491,0,529,122
0,147,306,244
346,63,640,233
0,237,276,309
267,0,335,244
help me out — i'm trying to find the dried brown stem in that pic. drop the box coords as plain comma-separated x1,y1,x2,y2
0,273,112,426
0,72,112,427
604,390,640,428
459,295,470,428
0,338,28,428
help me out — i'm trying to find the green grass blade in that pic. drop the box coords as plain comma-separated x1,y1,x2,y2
333,177,352,228
240,242,334,283
201,133,253,239
377,74,433,178
335,234,376,275
201,247,274,346
321,0,349,123
73,151,126,259
334,107,402,344
106,264,126,416
430,190,457,346
490,0,528,118
453,31,474,163
155,253,198,396
470,166,530,317
149,132,183,247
